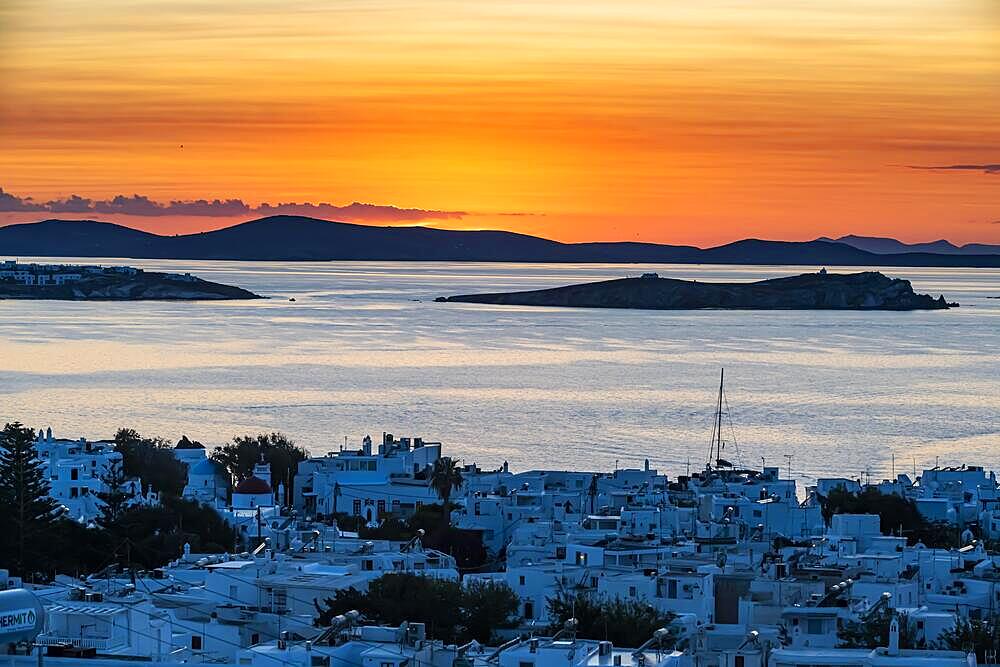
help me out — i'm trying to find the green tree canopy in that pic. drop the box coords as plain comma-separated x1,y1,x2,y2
0,422,59,576
114,428,187,496
819,487,955,547
96,458,136,529
546,591,678,649
838,608,921,649
211,432,306,503
934,617,1000,662
314,573,518,644
111,495,238,568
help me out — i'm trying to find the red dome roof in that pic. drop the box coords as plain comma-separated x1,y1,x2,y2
234,475,272,494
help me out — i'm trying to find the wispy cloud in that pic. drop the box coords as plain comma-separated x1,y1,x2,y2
0,188,468,222
907,164,1000,174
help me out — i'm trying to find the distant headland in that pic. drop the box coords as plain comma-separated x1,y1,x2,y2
0,260,261,300
1,217,999,267
435,271,956,311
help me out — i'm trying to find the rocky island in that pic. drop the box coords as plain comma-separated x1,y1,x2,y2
436,270,956,311
0,260,261,300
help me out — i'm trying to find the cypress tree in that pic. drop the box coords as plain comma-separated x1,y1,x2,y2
0,422,59,576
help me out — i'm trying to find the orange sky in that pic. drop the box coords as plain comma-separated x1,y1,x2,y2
1,0,999,246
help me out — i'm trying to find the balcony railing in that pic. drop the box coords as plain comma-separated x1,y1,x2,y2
36,634,123,651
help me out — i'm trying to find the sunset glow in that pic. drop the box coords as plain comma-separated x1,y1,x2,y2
2,0,999,245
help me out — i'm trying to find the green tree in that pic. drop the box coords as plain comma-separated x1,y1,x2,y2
112,495,237,567
0,422,59,576
819,487,952,546
462,580,520,643
838,608,921,649
334,504,489,570
314,573,518,644
114,428,187,496
430,457,463,526
546,591,678,649
934,617,1000,662
211,432,306,503
96,458,136,529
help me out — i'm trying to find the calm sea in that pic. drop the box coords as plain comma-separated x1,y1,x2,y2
1,259,998,486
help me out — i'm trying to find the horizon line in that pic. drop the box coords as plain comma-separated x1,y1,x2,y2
2,214,998,252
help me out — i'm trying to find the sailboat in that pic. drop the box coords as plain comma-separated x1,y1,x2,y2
706,368,737,470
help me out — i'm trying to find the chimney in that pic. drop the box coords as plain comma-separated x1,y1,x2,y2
888,616,900,656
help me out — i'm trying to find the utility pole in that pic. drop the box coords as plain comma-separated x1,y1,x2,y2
783,454,793,481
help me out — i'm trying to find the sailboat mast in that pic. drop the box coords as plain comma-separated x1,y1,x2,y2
715,368,725,465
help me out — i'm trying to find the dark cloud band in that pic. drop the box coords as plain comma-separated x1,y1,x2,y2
0,188,467,222
907,164,1000,174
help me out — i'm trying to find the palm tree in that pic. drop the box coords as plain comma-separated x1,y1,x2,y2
430,457,463,527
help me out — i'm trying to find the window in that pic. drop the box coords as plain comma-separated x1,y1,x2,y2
377,500,386,514
668,580,678,599
628,586,637,597
519,662,534,667
381,662,395,667
524,601,534,619
734,657,745,667
251,633,260,644
71,468,79,480
806,619,824,635
273,589,288,611
192,636,203,650
70,487,78,498
519,576,526,586
353,499,362,515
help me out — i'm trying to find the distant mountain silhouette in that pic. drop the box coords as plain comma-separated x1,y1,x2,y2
817,234,1000,256
3,217,1000,267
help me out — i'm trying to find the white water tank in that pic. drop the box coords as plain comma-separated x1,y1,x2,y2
0,588,45,644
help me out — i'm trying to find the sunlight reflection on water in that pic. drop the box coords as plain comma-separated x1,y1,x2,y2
0,259,997,483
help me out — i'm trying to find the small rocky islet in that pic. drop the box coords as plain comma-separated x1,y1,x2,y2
436,270,957,311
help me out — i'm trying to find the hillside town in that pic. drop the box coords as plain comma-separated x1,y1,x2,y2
0,260,144,286
3,418,1000,667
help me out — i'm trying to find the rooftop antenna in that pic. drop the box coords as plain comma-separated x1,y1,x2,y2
784,454,793,481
